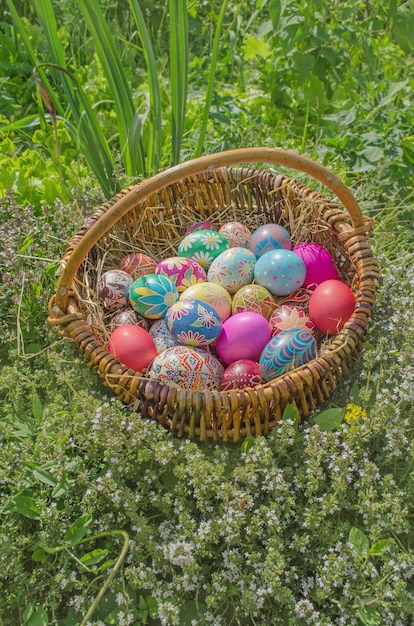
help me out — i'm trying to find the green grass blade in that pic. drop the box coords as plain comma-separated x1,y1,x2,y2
76,0,145,176
195,0,228,157
129,0,162,173
169,0,189,163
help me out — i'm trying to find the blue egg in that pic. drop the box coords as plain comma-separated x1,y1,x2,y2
254,249,306,296
165,298,222,346
259,329,317,381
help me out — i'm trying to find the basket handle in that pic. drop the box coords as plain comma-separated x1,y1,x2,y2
53,147,365,313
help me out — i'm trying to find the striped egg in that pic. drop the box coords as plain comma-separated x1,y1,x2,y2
259,329,316,381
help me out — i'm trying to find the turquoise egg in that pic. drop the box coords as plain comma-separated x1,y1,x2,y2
259,329,316,381
254,249,306,296
129,273,179,319
165,298,222,346
177,229,229,270
207,246,256,295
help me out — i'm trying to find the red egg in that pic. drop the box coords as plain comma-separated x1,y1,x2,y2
309,279,356,335
108,324,157,372
221,360,262,390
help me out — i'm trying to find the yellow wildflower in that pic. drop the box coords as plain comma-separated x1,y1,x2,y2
344,403,367,423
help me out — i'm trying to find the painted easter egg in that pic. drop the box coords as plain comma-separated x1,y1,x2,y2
254,249,306,296
97,269,133,311
259,329,317,381
149,318,180,354
119,252,158,280
177,229,229,269
180,281,232,322
232,284,276,320
269,304,315,336
309,279,356,335
248,223,292,258
215,311,271,365
293,243,339,289
219,221,252,248
207,247,256,295
129,274,178,319
221,360,262,391
108,307,150,332
147,346,224,391
108,324,158,372
278,286,314,312
165,298,222,346
155,256,207,293
184,220,214,236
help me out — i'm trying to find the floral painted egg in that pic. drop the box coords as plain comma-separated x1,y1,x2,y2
108,307,150,332
180,282,232,322
259,329,317,381
129,274,178,319
155,256,207,293
147,345,224,391
254,249,306,296
184,220,214,236
149,318,180,354
221,360,262,391
119,252,157,280
219,222,252,248
165,298,222,346
269,305,315,336
97,269,133,311
207,247,256,295
177,229,229,269
248,223,292,258
293,243,339,289
278,286,314,312
232,284,276,320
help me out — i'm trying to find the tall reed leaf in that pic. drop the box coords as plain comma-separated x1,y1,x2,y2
169,0,189,163
129,0,162,173
195,0,228,157
76,0,145,177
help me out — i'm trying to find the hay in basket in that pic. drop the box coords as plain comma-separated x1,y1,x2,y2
47,148,379,442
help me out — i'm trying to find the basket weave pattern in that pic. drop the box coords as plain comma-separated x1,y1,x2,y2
48,149,379,441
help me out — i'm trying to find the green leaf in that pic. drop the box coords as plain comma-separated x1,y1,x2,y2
349,527,369,557
241,436,256,453
357,605,383,626
23,604,49,626
314,408,344,431
32,468,57,487
32,548,49,563
80,548,109,566
179,600,208,625
65,514,92,546
369,538,394,556
32,392,43,422
14,495,41,520
169,0,189,164
283,403,300,422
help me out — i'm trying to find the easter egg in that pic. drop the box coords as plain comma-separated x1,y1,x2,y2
148,346,224,391
219,221,252,248
259,329,317,381
248,223,292,258
97,269,133,311
221,360,262,391
293,243,339,289
155,256,207,293
232,284,276,320
269,305,315,336
180,282,232,322
129,274,178,319
278,286,314,312
207,247,256,295
184,220,214,236
309,279,356,335
108,307,150,332
177,229,229,269
119,252,157,280
165,298,222,346
149,319,180,354
215,312,271,365
108,324,158,372
254,249,306,296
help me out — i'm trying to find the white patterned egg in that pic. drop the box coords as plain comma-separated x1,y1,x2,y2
207,247,256,295
147,346,224,391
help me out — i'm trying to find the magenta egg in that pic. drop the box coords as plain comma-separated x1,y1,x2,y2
221,360,262,390
215,311,271,365
292,243,339,289
155,256,207,293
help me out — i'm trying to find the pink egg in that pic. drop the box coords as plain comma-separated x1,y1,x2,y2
155,256,207,293
215,311,271,365
269,304,315,336
221,360,262,390
184,220,214,235
292,243,339,289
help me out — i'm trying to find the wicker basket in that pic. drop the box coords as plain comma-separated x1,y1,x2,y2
48,148,379,441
